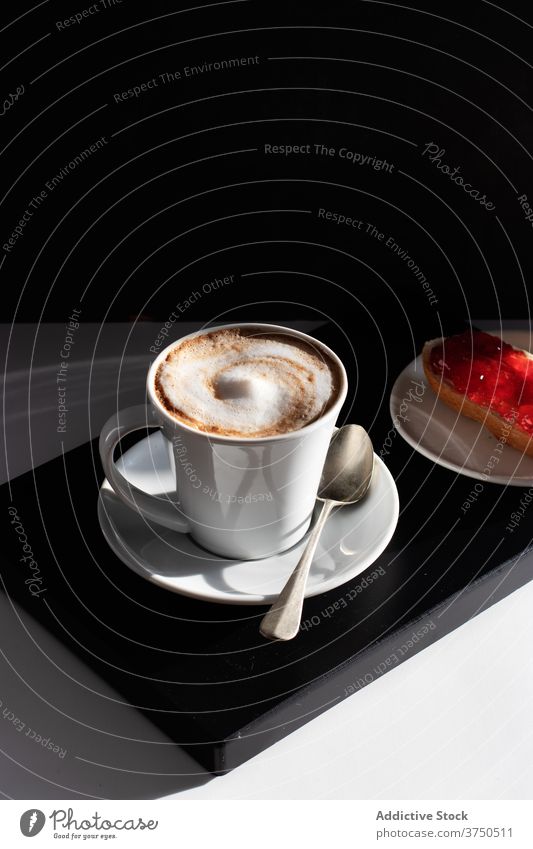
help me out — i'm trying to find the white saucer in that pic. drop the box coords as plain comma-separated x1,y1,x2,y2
98,432,399,605
390,328,533,486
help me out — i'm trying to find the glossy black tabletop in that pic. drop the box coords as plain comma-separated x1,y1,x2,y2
3,317,532,774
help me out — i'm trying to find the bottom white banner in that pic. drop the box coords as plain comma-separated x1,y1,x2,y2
2,800,532,848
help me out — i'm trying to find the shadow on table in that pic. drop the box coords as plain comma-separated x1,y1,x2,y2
0,593,213,799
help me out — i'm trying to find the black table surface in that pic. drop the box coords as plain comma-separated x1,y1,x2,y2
2,318,532,774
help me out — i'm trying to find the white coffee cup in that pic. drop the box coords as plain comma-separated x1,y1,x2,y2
99,323,348,560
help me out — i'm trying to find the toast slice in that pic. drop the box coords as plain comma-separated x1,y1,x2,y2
422,333,533,458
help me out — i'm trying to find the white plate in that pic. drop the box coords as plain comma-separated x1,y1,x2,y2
390,329,533,486
98,431,399,605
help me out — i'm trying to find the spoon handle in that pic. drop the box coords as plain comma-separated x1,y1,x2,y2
259,500,335,641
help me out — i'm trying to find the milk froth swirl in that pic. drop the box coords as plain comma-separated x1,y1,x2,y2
155,328,338,437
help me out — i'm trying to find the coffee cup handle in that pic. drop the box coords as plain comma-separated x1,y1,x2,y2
99,404,191,533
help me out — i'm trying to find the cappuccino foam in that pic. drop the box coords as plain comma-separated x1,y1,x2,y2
155,327,339,437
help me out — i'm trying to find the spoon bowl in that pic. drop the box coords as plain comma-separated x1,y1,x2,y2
317,425,375,504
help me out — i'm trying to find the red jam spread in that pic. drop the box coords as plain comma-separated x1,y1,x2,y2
429,330,533,434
